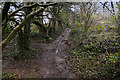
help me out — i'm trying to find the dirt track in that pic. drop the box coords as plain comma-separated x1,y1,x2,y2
3,28,74,78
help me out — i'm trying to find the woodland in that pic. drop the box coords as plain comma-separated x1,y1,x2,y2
1,1,120,79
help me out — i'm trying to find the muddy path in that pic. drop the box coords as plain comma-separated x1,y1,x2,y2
3,28,75,78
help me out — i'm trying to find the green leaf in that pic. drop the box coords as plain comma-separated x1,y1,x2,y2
104,26,107,29
115,43,119,45
109,58,113,61
101,27,103,30
110,26,116,29
90,27,92,30
110,16,116,22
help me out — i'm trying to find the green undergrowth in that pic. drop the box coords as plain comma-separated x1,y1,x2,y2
10,48,37,60
30,27,64,43
68,27,120,79
2,72,18,79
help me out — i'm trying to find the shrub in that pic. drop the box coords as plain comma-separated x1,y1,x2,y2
68,27,120,79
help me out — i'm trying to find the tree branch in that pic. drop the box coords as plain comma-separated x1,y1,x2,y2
1,3,58,49
8,3,58,18
8,3,37,18
99,2,114,15
1,7,45,49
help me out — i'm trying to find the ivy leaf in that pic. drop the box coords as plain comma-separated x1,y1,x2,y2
104,26,107,29
101,27,103,31
110,26,115,29
115,43,119,45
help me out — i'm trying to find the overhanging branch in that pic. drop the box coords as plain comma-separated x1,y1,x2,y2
1,3,58,49
8,3,37,18
1,7,45,49
8,3,58,18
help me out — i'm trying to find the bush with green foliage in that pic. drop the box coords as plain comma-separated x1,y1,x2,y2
69,26,120,79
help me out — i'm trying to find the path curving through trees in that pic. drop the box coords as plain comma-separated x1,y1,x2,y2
32,28,73,78
3,28,75,78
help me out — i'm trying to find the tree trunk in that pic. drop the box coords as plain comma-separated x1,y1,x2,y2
53,20,56,33
1,8,45,49
17,6,31,52
1,3,57,49
17,29,24,53
2,22,7,40
2,2,10,21
118,4,120,36
2,2,10,40
23,23,30,50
